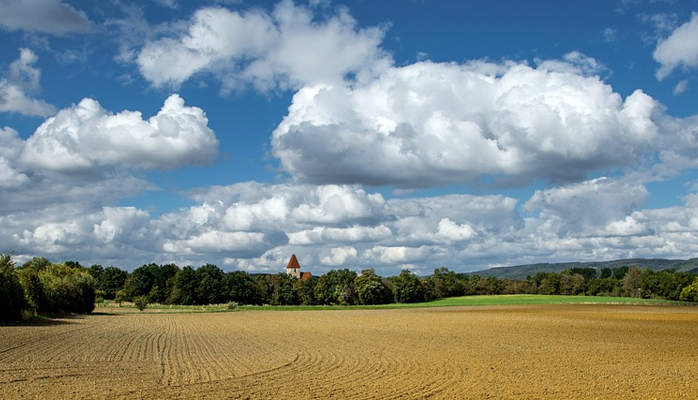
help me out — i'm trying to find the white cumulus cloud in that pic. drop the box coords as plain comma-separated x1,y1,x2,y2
654,12,698,80
273,57,664,188
20,94,219,171
136,0,389,91
437,218,478,242
321,246,358,265
0,127,28,188
0,49,56,117
524,177,650,236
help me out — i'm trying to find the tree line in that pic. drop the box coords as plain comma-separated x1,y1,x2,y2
1,255,96,322
3,253,698,322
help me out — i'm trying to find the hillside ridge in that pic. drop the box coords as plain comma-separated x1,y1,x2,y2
471,258,698,280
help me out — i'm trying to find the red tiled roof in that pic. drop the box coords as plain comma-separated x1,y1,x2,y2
286,254,301,269
300,271,312,281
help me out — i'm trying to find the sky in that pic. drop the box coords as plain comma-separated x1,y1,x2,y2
2,0,698,276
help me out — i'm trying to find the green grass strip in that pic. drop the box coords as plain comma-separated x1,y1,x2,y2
237,294,687,311
98,295,691,314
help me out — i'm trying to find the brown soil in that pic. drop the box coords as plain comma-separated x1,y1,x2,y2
1,304,697,399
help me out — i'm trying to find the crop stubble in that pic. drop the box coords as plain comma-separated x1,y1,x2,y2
1,304,697,399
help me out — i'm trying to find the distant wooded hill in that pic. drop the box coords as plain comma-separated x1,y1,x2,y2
471,258,698,280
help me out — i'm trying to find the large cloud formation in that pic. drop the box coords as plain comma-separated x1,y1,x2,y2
1,93,219,249
137,0,389,91
272,55,675,188
20,94,219,171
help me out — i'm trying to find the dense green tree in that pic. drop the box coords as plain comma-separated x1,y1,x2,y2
623,267,643,298
585,276,622,297
314,269,358,305
533,272,561,295
171,266,199,305
600,267,613,279
420,276,436,301
613,266,629,280
431,268,465,298
391,270,425,303
64,261,83,269
467,275,484,295
125,263,179,303
196,264,225,305
680,277,698,302
126,264,157,299
0,254,28,322
18,267,47,312
639,269,694,300
21,256,51,272
273,273,298,305
157,264,180,303
223,270,257,304
502,279,530,294
560,271,586,295
481,276,505,295
34,263,96,314
293,276,317,305
88,264,104,283
355,268,390,305
100,266,128,299
569,267,597,281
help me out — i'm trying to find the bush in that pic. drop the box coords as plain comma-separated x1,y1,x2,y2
133,296,148,312
114,290,126,306
227,301,239,310
38,264,96,314
680,278,698,302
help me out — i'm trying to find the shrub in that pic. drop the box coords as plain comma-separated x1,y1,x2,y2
680,278,698,302
114,290,126,306
133,295,148,312
95,290,106,305
38,264,96,314
227,301,239,310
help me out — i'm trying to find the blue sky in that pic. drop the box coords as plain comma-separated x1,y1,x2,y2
2,0,698,275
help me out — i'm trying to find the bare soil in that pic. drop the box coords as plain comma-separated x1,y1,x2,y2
1,304,697,399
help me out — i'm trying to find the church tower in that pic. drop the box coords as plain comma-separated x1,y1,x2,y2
286,254,301,279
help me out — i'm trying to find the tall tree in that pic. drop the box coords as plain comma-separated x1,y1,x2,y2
0,254,28,322
391,270,425,303
355,268,390,305
126,264,157,299
223,270,257,304
171,266,199,305
315,269,357,305
100,266,128,300
196,264,225,305
623,267,643,298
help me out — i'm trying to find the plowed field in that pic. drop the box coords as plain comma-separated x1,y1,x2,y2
1,304,697,399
